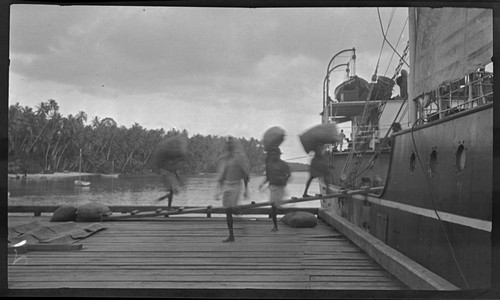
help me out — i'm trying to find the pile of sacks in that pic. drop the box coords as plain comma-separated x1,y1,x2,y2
50,202,111,222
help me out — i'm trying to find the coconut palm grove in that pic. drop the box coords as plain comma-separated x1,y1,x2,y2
8,99,272,176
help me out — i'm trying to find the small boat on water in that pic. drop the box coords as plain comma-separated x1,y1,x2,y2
100,160,120,178
74,180,90,186
74,149,91,186
319,7,493,290
100,173,120,178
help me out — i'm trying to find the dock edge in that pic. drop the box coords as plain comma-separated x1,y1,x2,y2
318,209,460,290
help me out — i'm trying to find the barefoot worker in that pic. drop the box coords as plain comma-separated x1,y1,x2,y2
299,123,340,198
216,136,250,243
150,135,188,210
157,157,185,210
259,147,290,232
303,145,330,198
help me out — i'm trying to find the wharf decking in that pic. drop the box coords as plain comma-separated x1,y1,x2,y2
7,214,407,294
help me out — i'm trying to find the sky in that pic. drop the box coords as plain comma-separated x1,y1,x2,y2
8,5,409,163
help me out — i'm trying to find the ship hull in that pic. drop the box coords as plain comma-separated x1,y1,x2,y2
322,103,492,289
325,150,391,188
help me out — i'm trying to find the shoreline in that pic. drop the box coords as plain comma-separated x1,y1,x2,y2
8,170,308,180
8,172,99,179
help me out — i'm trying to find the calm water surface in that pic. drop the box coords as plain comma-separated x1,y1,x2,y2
8,171,320,209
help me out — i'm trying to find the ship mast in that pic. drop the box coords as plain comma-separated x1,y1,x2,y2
407,7,418,125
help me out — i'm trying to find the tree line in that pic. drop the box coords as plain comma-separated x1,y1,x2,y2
8,99,267,176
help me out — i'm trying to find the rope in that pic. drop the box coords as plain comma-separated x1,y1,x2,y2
282,155,313,162
384,17,409,77
377,8,410,69
374,8,396,77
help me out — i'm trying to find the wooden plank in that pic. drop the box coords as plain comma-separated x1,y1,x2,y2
8,265,310,271
77,234,328,241
8,281,314,289
70,244,304,252
7,252,367,260
310,276,400,282
305,269,393,277
9,262,374,270
9,280,405,290
7,257,305,264
9,266,315,275
27,244,83,251
8,269,305,276
301,255,373,261
9,262,303,268
9,266,384,275
8,274,312,282
309,281,406,289
8,251,306,258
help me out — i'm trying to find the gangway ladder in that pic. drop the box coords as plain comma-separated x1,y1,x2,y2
342,125,376,188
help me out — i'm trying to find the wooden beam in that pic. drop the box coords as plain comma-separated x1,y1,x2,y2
8,243,82,253
8,187,384,217
27,244,83,251
101,187,383,221
8,206,318,218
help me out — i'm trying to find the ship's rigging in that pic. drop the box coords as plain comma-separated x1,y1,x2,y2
336,8,410,190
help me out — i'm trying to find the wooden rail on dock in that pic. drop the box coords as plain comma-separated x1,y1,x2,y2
101,187,384,221
8,205,318,217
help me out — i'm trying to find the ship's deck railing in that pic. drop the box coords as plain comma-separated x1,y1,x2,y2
328,126,394,152
420,71,493,123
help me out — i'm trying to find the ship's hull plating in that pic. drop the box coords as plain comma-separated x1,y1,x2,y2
322,103,492,289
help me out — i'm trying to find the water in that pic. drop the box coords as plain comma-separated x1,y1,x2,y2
8,171,320,209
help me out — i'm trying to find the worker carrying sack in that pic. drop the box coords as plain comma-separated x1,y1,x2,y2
266,153,290,186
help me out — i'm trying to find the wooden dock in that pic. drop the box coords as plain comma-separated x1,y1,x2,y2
7,214,407,296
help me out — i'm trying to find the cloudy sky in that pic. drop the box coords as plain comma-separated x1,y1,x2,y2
9,4,408,163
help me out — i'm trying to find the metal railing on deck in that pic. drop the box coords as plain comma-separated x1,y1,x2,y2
419,71,493,123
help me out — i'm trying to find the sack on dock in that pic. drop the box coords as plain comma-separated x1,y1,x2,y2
76,202,111,222
262,126,286,150
281,211,317,228
50,205,77,222
299,123,341,153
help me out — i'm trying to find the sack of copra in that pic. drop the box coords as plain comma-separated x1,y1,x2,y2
299,123,341,153
262,126,286,151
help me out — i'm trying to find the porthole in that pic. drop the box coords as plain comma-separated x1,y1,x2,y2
429,149,438,174
410,152,416,172
456,144,466,172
